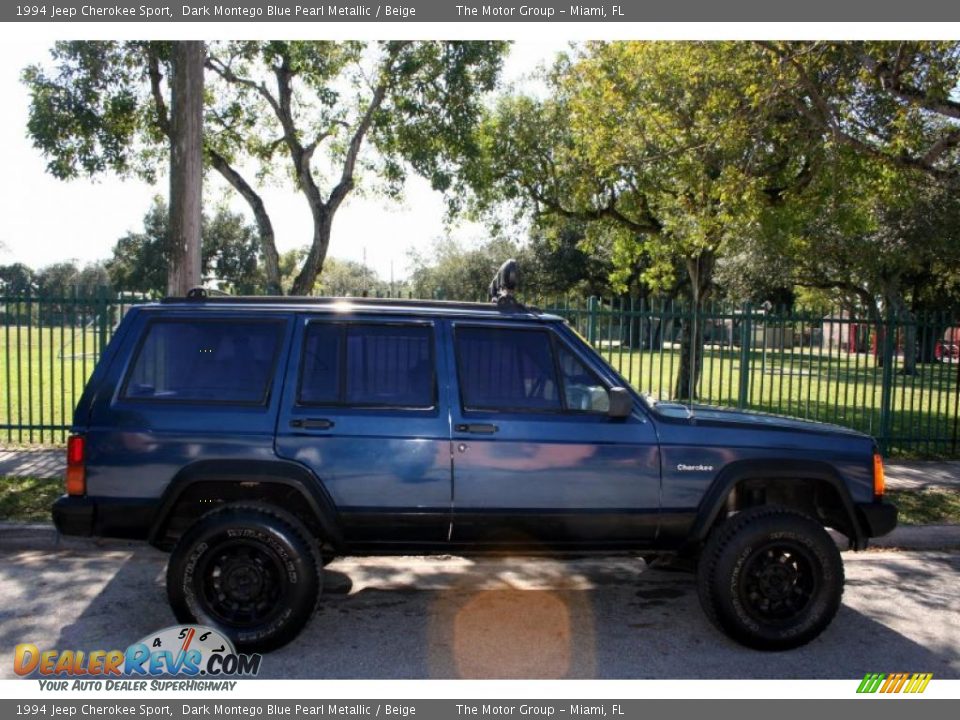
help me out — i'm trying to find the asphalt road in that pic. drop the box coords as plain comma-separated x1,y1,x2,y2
1,544,958,680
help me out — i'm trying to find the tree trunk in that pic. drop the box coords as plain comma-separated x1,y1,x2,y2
207,150,282,294
167,42,204,297
290,206,333,297
673,252,715,401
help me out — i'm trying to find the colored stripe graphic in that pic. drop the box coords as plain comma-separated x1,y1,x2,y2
857,673,932,693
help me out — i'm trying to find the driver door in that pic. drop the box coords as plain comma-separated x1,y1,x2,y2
448,321,661,548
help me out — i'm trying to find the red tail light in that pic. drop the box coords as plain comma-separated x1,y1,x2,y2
66,435,86,496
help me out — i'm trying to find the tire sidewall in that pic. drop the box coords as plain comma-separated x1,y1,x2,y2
168,508,321,652
703,511,843,650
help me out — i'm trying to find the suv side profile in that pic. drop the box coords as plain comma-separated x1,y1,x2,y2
53,293,897,653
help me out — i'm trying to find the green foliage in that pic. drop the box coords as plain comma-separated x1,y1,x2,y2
23,41,509,294
758,41,960,179
106,196,264,295
463,42,816,299
525,220,614,297
0,264,37,295
407,237,520,301
22,41,168,182
316,257,387,297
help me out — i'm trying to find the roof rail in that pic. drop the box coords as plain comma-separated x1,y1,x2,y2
160,294,541,314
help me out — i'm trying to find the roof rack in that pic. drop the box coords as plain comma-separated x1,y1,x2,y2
161,293,541,314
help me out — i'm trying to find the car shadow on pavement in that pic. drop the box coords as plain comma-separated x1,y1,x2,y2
0,547,947,680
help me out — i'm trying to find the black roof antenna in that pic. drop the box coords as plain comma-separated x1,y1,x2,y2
185,287,230,300
489,259,523,310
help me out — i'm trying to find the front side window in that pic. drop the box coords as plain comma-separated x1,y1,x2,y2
456,326,561,412
299,322,435,408
123,319,282,404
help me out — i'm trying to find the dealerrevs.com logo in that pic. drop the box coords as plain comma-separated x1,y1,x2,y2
14,626,261,690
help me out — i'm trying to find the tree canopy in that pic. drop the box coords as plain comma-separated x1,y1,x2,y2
23,40,509,295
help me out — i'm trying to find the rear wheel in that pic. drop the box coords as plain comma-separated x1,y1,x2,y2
167,505,322,653
697,506,843,651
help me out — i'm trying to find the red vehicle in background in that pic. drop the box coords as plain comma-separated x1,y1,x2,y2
936,327,960,361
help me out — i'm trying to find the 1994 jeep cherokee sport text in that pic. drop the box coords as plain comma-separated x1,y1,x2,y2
52,294,897,652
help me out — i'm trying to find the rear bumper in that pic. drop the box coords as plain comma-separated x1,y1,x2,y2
856,501,898,539
52,495,155,540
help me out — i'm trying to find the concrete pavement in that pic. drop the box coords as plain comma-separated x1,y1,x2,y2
0,546,957,679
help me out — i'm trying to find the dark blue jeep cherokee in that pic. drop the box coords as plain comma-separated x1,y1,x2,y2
52,293,896,653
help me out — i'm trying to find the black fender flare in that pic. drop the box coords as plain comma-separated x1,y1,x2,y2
688,458,866,549
148,459,343,548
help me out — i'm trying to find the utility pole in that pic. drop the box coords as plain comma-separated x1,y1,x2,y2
167,41,204,296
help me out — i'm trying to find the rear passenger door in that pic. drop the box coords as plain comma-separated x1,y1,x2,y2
448,322,661,548
275,315,452,547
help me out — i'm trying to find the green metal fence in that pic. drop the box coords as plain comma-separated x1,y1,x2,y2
543,297,960,458
2,290,959,457
0,289,147,446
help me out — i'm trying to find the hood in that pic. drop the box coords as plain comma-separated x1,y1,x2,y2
650,399,871,439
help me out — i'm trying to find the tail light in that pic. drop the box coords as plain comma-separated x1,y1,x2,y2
873,451,885,499
66,435,86,496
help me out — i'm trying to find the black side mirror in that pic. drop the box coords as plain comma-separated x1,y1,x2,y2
607,387,633,419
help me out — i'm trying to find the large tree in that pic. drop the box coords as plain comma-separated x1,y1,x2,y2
460,42,816,398
23,40,508,295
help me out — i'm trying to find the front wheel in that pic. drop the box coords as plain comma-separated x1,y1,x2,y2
167,505,322,653
697,506,844,651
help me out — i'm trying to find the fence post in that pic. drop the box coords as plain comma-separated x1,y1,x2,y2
587,296,599,346
737,302,752,409
878,304,896,455
97,285,109,356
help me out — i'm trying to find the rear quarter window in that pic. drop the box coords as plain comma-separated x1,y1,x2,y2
121,318,283,405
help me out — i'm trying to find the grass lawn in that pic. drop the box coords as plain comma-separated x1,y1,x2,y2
887,488,960,526
1,475,958,526
0,325,106,445
0,476,63,522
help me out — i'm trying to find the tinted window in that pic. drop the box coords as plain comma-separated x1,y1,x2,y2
299,323,341,404
557,343,610,413
299,323,434,408
123,319,282,404
456,326,560,412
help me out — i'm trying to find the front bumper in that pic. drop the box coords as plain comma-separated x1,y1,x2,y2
856,501,898,538
52,495,155,540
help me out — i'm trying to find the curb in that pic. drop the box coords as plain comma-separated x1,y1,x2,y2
2,520,959,553
0,522,145,551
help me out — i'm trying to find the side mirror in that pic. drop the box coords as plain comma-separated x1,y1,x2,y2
607,387,633,419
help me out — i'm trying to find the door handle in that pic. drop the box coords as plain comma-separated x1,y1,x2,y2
455,423,498,434
290,418,335,430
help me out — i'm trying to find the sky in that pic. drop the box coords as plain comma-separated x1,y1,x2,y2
0,39,565,282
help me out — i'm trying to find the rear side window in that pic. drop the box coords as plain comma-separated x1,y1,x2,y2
455,326,561,412
299,323,435,408
123,319,283,405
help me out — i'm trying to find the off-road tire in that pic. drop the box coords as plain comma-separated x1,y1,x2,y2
697,506,844,651
167,504,322,653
